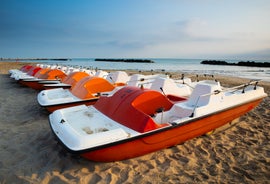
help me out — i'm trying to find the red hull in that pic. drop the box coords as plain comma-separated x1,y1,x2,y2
19,80,59,90
81,98,262,162
18,69,66,90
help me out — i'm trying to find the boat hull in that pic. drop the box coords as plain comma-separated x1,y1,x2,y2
19,79,60,90
45,98,99,112
43,84,71,90
77,98,263,162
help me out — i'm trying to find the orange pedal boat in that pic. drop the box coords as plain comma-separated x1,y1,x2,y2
19,68,67,90
43,71,90,90
38,76,125,112
49,80,267,162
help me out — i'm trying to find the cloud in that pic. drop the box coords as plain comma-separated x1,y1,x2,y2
106,40,148,49
1,0,270,59
170,18,232,42
228,48,270,60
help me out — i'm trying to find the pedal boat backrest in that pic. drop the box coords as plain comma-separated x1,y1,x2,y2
20,65,33,72
187,82,222,107
63,72,90,88
105,71,130,86
94,70,109,78
95,86,174,133
149,77,192,97
27,67,42,76
71,76,115,99
127,74,162,88
168,82,223,120
126,74,146,87
45,69,67,80
33,68,51,79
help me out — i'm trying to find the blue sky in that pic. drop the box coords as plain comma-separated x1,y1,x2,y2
1,0,270,59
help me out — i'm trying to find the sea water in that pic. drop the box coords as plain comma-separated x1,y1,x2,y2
22,58,270,82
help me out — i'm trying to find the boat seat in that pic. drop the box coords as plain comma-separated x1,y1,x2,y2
133,91,173,118
168,104,194,121
46,69,67,80
94,70,108,78
149,77,192,97
95,87,173,133
127,74,159,87
106,71,130,84
167,82,223,120
63,72,89,88
127,74,145,87
71,77,115,99
187,82,222,107
34,68,51,79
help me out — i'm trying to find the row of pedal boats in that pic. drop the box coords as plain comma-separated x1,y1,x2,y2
9,64,267,162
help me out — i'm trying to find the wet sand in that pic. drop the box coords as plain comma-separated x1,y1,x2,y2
0,61,269,183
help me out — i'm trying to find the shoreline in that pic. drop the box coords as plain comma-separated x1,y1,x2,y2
0,61,269,183
0,58,70,61
2,59,269,82
1,61,270,85
95,58,155,63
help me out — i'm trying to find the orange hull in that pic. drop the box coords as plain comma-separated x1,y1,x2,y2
80,98,262,162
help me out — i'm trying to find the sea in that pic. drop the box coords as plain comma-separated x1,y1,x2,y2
20,58,270,82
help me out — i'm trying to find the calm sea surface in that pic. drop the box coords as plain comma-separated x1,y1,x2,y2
20,58,270,82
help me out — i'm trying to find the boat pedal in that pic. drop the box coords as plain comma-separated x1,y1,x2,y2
156,107,165,113
95,92,101,97
101,93,109,96
170,122,177,126
150,114,156,118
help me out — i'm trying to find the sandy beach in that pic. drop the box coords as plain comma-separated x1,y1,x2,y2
0,61,269,183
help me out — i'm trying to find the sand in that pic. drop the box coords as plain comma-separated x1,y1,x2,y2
0,61,269,183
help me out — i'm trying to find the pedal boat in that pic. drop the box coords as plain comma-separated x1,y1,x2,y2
43,71,90,90
19,69,67,90
49,80,267,162
37,74,128,112
43,70,109,90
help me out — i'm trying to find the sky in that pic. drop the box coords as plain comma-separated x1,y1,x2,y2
1,0,270,59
